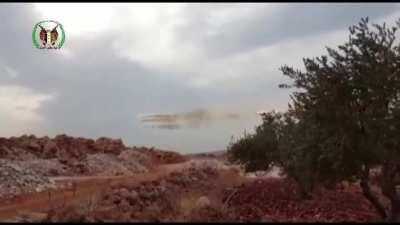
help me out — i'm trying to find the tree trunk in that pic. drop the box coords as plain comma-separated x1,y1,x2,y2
388,192,400,222
360,178,387,219
360,167,387,219
292,175,313,200
382,163,400,222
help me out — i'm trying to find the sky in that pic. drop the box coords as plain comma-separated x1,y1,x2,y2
1,3,400,153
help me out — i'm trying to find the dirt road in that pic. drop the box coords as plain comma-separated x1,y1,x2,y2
0,160,199,221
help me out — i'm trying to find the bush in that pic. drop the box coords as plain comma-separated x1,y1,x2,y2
227,111,318,199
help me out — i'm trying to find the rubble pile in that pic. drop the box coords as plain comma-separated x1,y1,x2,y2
85,153,133,176
0,135,186,175
0,159,57,199
117,150,153,170
0,134,127,161
20,159,69,177
135,147,187,165
186,159,230,171
0,134,180,200
93,137,125,155
84,152,148,176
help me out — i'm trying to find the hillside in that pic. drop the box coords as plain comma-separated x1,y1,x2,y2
0,134,383,222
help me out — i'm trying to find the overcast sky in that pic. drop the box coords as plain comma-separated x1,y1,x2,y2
1,3,399,153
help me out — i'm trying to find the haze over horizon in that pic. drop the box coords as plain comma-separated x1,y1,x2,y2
1,3,400,153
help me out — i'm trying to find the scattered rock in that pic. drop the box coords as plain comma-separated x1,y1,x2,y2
95,137,125,155
225,178,382,222
84,153,148,176
118,150,152,169
0,159,57,199
196,196,211,208
15,212,48,222
135,147,187,165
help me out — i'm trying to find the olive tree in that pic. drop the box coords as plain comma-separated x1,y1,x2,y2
280,17,400,221
228,110,321,199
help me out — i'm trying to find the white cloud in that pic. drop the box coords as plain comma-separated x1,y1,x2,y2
82,3,350,90
204,4,282,35
30,3,358,89
2,65,18,79
177,27,348,89
21,3,400,152
0,85,54,136
112,4,189,68
33,3,114,38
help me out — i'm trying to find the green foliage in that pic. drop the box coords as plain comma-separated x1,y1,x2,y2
228,17,400,218
281,17,400,174
227,111,319,198
281,17,400,220
227,111,282,173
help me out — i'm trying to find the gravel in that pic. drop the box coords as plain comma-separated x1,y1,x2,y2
84,151,149,176
0,159,58,199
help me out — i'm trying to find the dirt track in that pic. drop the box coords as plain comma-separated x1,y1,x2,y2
0,161,193,221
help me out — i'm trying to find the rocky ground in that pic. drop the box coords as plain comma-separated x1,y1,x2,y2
224,178,382,222
32,163,384,223
44,162,223,222
0,159,59,199
0,135,186,201
0,134,386,222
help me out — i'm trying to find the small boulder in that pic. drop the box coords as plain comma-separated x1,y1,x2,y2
196,196,211,208
118,188,131,198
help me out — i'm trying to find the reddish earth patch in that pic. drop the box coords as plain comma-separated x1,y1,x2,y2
135,147,188,165
224,178,382,222
0,162,184,221
42,164,222,222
